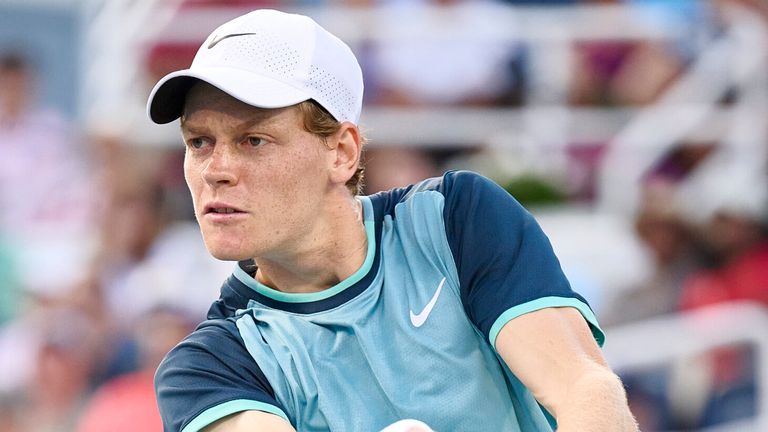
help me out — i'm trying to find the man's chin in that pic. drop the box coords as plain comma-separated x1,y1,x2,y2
204,244,252,262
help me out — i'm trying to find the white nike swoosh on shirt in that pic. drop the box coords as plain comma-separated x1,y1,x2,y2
409,277,447,328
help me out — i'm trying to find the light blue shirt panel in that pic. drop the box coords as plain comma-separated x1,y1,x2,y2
234,190,552,431
386,190,551,431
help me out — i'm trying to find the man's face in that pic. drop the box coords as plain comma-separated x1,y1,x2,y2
181,83,332,261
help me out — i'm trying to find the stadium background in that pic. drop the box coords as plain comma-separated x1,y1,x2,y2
1,0,767,430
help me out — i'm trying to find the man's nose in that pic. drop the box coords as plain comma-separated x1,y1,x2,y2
201,144,238,187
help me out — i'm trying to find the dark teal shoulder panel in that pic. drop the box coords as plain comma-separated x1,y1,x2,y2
437,171,589,341
155,319,283,431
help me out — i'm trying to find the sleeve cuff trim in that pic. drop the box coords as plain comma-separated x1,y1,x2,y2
488,296,605,350
181,399,289,432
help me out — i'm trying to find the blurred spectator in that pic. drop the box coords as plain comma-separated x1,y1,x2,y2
0,52,94,231
606,137,766,428
102,219,230,326
11,306,107,432
602,179,702,326
365,0,522,106
76,308,195,432
0,393,22,432
713,0,768,24
88,140,171,325
656,167,767,429
83,138,226,329
604,177,704,430
680,169,768,310
570,39,683,106
569,0,691,106
0,51,97,298
601,142,715,325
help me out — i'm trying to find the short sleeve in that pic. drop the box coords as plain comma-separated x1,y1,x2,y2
155,319,289,432
440,171,604,348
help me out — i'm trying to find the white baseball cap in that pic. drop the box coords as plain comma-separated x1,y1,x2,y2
147,9,364,125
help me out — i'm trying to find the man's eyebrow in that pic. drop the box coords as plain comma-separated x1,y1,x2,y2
180,109,281,133
179,123,207,135
239,109,284,130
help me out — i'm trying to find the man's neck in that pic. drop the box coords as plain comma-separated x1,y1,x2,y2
253,196,368,294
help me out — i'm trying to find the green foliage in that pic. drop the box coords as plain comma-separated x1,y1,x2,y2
500,175,567,208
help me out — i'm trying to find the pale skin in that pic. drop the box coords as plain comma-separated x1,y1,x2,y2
182,83,367,295
181,83,637,432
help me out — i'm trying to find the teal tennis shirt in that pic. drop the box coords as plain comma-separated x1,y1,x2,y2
156,171,604,432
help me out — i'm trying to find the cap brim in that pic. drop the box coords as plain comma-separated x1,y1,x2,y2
147,67,312,124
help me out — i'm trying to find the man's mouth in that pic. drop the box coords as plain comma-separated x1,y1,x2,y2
208,207,238,214
204,203,245,215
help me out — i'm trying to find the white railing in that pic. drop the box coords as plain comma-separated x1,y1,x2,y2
603,302,768,431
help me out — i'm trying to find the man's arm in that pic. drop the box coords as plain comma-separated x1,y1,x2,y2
203,411,296,432
495,307,638,431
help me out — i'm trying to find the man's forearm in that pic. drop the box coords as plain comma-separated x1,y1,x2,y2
555,368,639,432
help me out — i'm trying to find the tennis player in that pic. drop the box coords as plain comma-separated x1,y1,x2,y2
147,9,637,432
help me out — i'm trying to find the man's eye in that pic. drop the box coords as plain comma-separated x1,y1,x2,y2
188,137,209,149
247,137,265,147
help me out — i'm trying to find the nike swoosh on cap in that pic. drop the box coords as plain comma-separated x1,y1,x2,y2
409,277,447,328
208,32,261,49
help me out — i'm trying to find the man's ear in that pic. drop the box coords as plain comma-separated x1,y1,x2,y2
328,122,362,187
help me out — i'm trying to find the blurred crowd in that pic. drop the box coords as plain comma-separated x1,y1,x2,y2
1,0,768,431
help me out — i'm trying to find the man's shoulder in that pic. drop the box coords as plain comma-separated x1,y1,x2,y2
155,316,263,391
367,170,495,216
168,317,243,359
154,316,282,432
